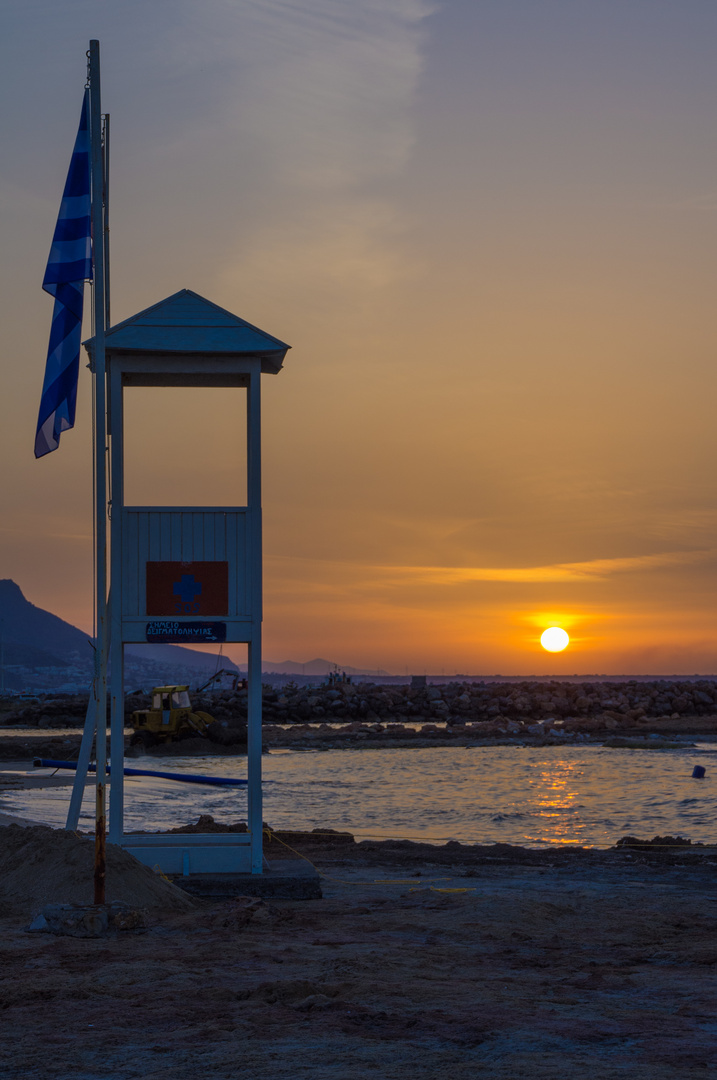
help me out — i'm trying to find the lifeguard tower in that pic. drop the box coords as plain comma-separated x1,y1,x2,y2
85,288,289,875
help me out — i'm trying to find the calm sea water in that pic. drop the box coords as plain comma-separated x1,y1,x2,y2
4,744,717,848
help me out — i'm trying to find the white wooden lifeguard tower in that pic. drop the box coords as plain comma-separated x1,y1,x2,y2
84,288,290,875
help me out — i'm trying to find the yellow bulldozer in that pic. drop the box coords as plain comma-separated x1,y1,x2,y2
129,685,222,747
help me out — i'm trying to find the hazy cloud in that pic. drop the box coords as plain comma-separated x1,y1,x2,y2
218,0,431,302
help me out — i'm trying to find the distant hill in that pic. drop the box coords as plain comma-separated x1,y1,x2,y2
259,658,390,676
0,580,91,661
0,581,394,685
1,642,73,668
0,580,237,680
124,643,237,672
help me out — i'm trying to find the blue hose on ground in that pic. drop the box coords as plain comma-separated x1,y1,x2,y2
33,758,248,787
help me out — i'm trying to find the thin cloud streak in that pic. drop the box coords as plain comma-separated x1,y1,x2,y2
267,549,710,589
387,551,711,585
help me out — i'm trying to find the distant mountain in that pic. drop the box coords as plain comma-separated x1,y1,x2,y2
1,642,72,668
0,580,91,661
0,580,237,681
0,581,397,686
259,657,391,676
124,643,237,672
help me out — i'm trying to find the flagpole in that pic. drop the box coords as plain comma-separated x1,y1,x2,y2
88,39,108,906
103,112,110,327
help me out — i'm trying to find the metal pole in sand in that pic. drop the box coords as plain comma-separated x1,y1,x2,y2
88,39,108,906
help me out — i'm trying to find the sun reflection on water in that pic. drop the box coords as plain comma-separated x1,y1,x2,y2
525,759,585,845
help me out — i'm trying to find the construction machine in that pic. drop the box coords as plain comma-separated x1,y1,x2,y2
129,685,222,747
196,669,247,694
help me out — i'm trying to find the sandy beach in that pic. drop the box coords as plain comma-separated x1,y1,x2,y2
1,787,716,1079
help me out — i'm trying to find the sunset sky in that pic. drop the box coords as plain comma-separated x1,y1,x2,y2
3,1,717,674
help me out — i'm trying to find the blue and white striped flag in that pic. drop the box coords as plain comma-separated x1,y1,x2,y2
35,90,93,458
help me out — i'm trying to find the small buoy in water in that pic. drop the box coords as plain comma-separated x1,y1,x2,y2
692,765,706,779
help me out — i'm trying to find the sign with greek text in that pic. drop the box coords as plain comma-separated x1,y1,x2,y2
145,621,227,644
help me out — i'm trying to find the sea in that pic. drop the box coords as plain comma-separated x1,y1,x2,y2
4,742,717,848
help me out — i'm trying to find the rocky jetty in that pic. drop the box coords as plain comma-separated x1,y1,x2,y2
0,694,89,728
4,679,717,741
254,678,717,740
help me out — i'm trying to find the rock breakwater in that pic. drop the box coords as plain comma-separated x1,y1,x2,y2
4,679,717,740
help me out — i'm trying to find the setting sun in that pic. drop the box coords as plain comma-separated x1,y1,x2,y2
540,627,570,653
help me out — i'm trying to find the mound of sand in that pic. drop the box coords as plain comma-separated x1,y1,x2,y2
0,824,196,918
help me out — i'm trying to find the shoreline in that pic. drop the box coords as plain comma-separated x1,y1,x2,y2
2,742,714,850
0,722,711,762
0,727,709,828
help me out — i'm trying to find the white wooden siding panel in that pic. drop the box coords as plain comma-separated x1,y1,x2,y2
203,514,215,560
146,513,157,561
121,508,248,618
192,514,204,559
227,513,237,615
181,513,193,560
238,512,247,614
125,511,138,615
137,513,149,614
167,513,176,559
216,514,226,558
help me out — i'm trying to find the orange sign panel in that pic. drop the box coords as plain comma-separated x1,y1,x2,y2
146,561,229,616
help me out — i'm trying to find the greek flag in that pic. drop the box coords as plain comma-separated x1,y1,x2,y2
35,90,92,458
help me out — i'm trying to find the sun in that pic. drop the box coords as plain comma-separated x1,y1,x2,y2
541,627,570,652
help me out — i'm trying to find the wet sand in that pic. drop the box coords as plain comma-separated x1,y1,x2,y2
0,760,80,826
0,721,708,766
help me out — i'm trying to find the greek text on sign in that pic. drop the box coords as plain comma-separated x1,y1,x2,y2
146,621,227,644
146,561,229,616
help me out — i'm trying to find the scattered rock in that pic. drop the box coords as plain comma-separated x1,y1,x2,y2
615,835,698,849
27,901,147,938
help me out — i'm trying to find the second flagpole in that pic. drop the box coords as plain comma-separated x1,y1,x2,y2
88,38,108,906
